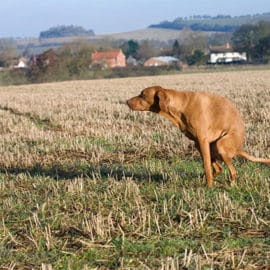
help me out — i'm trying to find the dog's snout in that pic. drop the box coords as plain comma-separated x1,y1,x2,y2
126,98,132,108
126,96,145,111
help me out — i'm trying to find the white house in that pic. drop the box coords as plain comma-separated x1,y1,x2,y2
209,43,247,64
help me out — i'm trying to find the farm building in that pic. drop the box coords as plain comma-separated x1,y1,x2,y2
209,43,247,64
91,49,126,68
144,56,179,67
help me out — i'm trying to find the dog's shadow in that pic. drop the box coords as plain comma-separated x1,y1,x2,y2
0,161,202,184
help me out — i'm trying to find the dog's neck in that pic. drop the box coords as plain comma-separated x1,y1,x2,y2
158,90,193,131
167,90,191,113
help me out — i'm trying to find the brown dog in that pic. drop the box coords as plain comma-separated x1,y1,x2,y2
127,86,270,187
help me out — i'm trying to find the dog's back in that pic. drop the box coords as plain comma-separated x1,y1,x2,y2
167,90,245,143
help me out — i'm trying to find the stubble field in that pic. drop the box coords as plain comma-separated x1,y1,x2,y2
0,70,269,269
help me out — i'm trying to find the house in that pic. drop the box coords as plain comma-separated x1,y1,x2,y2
144,56,179,67
209,43,247,64
30,49,58,69
91,49,126,68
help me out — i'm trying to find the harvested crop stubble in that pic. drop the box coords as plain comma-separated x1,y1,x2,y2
0,70,269,170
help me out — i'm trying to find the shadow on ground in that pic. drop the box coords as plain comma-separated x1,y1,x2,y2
0,160,202,183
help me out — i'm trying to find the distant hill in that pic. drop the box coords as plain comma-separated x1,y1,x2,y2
99,28,207,42
39,25,95,39
149,13,270,32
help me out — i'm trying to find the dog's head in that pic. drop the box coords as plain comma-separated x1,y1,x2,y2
126,86,169,113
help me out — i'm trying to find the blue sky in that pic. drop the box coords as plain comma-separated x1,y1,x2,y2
0,0,269,37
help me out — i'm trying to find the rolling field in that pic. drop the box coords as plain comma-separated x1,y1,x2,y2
0,70,269,269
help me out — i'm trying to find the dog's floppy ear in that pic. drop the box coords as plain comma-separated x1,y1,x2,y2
156,89,170,112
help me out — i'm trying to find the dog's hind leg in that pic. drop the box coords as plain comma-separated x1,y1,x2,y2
216,133,241,182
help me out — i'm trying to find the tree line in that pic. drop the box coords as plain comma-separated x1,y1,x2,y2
150,20,238,32
149,13,270,33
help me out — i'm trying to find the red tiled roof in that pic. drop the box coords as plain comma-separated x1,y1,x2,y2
92,50,122,60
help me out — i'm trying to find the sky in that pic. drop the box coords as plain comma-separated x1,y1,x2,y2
0,0,269,38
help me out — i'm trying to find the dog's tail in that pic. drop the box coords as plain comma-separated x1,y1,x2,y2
239,151,270,164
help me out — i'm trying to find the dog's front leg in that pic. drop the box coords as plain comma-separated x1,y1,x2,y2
198,137,213,187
